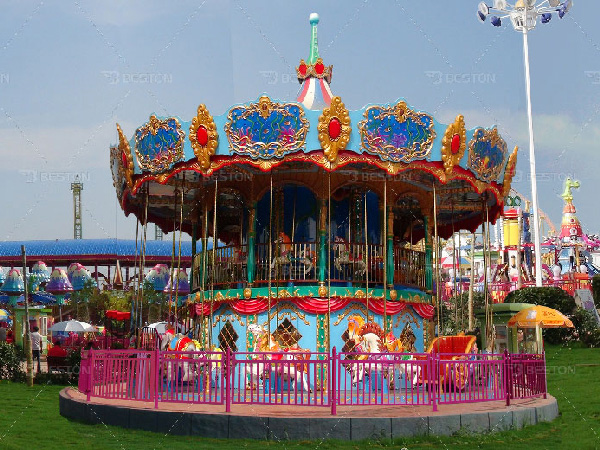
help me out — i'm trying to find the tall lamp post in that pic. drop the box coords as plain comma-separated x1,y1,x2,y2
477,0,573,287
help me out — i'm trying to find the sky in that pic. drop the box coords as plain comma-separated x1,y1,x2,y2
1,0,599,242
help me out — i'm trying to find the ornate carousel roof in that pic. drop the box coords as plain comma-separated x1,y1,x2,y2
110,13,517,240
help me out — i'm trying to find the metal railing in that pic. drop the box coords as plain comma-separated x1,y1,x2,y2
79,348,546,414
255,242,318,284
193,241,426,290
393,246,426,288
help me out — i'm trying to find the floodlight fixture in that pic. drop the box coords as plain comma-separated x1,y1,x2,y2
475,0,573,287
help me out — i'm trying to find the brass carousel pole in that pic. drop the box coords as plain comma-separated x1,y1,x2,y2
485,201,494,351
210,177,218,348
168,189,177,331
137,185,149,343
433,182,441,341
201,194,209,348
364,191,370,322
482,198,492,352
174,176,184,333
383,176,388,335
327,170,332,351
267,172,273,338
468,231,476,331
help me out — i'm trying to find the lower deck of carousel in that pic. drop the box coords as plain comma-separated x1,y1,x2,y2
60,387,558,440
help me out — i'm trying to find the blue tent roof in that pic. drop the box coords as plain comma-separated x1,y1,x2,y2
0,239,194,258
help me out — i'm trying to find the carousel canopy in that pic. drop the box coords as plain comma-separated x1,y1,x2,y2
110,14,517,241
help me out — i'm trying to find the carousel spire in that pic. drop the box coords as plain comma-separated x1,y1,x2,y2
559,177,582,241
308,13,320,64
296,13,334,110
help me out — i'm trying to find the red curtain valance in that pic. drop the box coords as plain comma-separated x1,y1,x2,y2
189,298,430,319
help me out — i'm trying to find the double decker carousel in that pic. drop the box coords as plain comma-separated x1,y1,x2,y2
110,13,517,355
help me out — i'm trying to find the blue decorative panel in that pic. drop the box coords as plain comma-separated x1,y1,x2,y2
225,96,309,159
134,115,185,173
467,127,507,182
358,101,436,163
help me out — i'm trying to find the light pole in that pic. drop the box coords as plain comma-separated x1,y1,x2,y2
477,0,573,287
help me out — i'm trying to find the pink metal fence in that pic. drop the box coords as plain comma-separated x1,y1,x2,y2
79,348,546,414
229,351,329,407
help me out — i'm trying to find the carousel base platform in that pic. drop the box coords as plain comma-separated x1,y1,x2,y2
59,388,558,440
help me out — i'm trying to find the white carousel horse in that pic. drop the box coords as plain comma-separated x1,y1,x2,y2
350,332,393,386
270,232,314,277
277,348,312,393
160,330,201,384
247,324,311,392
333,237,366,276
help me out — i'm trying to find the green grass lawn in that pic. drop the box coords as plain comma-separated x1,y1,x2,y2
0,345,598,449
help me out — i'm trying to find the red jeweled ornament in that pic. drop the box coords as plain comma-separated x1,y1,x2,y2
451,134,461,154
315,62,324,75
196,126,208,146
298,64,307,76
328,117,341,140
121,151,128,167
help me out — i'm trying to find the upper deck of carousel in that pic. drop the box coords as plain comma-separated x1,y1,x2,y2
109,13,518,304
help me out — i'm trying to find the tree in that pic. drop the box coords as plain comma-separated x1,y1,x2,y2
438,292,485,336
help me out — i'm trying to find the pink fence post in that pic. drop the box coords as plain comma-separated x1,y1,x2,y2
86,350,94,402
504,349,511,406
330,347,337,416
542,351,547,399
225,348,232,413
429,353,437,412
154,349,160,409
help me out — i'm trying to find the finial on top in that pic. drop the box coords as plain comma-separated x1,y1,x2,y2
309,13,319,25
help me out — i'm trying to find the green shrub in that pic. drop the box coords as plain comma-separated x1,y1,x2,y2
0,342,25,381
504,286,576,313
592,275,600,309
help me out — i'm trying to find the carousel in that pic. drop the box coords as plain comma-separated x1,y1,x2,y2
110,13,517,355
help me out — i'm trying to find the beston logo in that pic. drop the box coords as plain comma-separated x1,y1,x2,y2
101,71,173,85
425,71,496,85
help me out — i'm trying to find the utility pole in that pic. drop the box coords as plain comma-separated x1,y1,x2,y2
71,175,83,239
21,246,33,387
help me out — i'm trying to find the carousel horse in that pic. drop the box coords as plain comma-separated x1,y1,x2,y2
160,329,201,384
270,232,314,277
387,325,421,388
271,232,292,270
333,237,366,277
247,324,311,392
246,324,280,390
278,346,312,393
348,322,393,386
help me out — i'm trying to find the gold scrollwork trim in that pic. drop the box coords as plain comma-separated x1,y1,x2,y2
441,115,467,176
393,309,421,330
212,306,245,328
263,302,310,327
334,306,367,327
116,123,134,189
189,104,218,171
502,146,518,198
318,96,351,163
